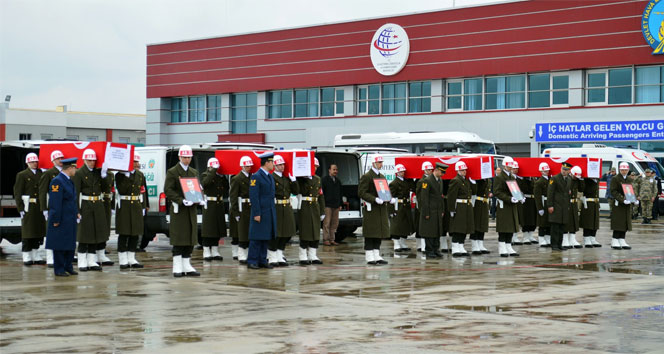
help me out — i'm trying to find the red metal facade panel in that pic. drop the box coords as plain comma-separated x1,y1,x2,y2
147,0,659,98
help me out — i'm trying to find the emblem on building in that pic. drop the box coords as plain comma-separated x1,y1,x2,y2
370,23,410,76
642,0,664,54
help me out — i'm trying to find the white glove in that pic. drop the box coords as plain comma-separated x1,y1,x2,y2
182,200,194,206
235,216,240,222
511,197,518,203
375,198,384,205
142,209,146,216
43,210,48,220
538,210,544,216
634,200,639,205
20,211,25,219
101,162,108,179
288,173,296,182
624,200,631,205
124,172,130,177
520,198,526,204
111,209,116,215
320,215,325,221
199,200,207,207
389,198,396,205
450,211,455,218
76,216,81,224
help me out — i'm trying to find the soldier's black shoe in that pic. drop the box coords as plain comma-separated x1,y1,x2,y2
584,244,594,248
481,249,491,254
500,253,509,257
79,267,88,272
260,263,274,269
239,260,247,265
130,263,144,269
232,256,238,260
248,264,260,269
33,260,47,265
213,256,223,261
173,272,183,277
120,264,130,270
573,245,583,249
66,269,78,275
185,271,201,276
401,247,411,251
23,261,34,266
268,263,279,268
88,265,102,271
54,272,69,277
311,259,323,265
101,261,114,266
522,241,531,245
203,257,213,262
551,246,563,251
278,262,289,267
376,259,388,265
593,244,602,248
367,260,377,265
299,260,311,266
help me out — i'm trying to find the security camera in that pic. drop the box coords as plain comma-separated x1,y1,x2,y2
528,130,534,139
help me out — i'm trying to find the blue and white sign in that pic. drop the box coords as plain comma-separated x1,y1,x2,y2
535,120,664,142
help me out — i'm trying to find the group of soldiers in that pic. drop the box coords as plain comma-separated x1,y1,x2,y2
14,143,653,275
14,148,149,275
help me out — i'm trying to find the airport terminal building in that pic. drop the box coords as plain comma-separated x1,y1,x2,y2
146,0,664,159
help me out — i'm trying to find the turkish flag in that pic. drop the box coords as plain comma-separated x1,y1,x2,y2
512,157,602,178
38,142,134,171
214,149,316,176
395,155,495,180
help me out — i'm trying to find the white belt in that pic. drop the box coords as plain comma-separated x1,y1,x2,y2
21,195,37,212
81,195,101,201
570,198,577,203
524,194,534,198
586,198,599,202
275,199,290,205
475,196,489,203
456,199,471,204
238,197,251,212
119,195,142,201
103,193,113,200
301,196,318,202
206,196,221,202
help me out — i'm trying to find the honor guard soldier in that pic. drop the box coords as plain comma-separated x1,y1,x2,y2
230,156,253,264
115,153,147,269
610,162,636,249
579,172,602,247
99,163,115,265
46,158,80,276
14,153,47,266
39,149,65,267
547,162,572,251
636,169,657,224
564,166,583,249
415,161,434,252
470,173,491,254
418,162,448,259
533,163,552,247
297,158,326,265
164,145,204,277
201,157,229,262
358,155,393,265
74,148,110,271
447,161,474,257
247,152,277,269
514,165,538,245
494,157,521,257
268,154,298,267
389,164,414,253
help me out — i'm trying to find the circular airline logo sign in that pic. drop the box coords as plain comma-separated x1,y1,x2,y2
370,23,410,76
642,0,664,54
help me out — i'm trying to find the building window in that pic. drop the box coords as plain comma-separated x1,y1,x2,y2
587,68,632,105
446,81,462,110
321,88,344,117
409,81,431,113
381,83,406,114
188,96,205,122
552,75,569,105
231,93,257,134
118,137,130,144
19,133,31,140
206,95,221,121
67,135,79,140
41,134,53,140
171,97,187,123
268,90,293,119
358,85,380,114
635,65,664,103
294,88,318,118
464,78,483,111
528,74,569,108
486,75,525,110
87,136,98,141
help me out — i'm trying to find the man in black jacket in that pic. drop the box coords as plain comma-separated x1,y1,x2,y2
322,164,343,245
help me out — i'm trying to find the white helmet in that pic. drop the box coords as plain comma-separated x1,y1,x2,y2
178,145,193,157
511,161,519,169
455,161,468,171
502,156,514,168
134,153,141,162
50,150,64,161
314,157,320,167
539,162,550,172
571,166,582,178
395,164,406,173
207,157,220,168
239,156,254,167
372,155,383,163
273,155,285,165
421,161,434,171
619,162,629,170
82,148,97,160
25,153,39,164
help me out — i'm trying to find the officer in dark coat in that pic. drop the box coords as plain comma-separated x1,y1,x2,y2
74,148,109,271
547,162,572,251
533,163,552,247
201,157,229,262
268,154,298,267
164,145,204,277
418,162,448,259
39,149,65,267
470,177,491,254
494,158,521,257
247,152,277,269
579,176,601,248
358,155,394,265
610,162,636,250
297,158,325,265
389,164,414,253
46,158,80,276
414,161,434,252
447,161,474,257
230,156,254,264
14,153,47,266
115,153,147,269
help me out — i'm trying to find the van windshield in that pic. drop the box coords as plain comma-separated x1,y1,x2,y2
637,161,664,178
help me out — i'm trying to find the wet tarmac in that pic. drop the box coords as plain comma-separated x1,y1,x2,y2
1,218,663,353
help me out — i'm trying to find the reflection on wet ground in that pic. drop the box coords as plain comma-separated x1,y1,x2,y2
1,219,663,353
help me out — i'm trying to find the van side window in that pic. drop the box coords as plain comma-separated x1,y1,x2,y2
601,161,612,177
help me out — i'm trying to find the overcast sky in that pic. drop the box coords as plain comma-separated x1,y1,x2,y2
0,0,511,114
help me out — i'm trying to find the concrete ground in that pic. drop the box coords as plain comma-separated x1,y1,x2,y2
1,219,663,354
